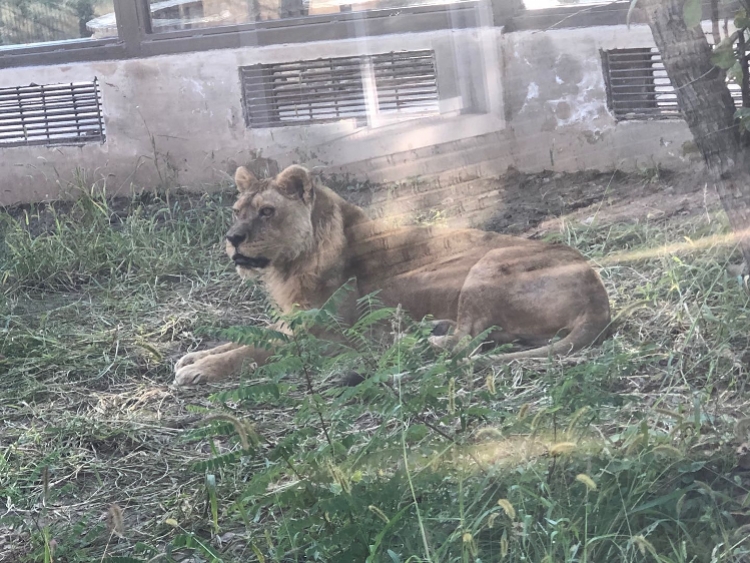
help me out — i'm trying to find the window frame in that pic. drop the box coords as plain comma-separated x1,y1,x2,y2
0,0,484,68
0,0,738,69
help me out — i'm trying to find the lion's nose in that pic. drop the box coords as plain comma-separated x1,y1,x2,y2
226,233,246,247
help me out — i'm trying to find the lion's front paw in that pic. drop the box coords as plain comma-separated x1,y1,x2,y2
429,331,470,353
174,359,226,386
174,350,206,372
428,334,453,351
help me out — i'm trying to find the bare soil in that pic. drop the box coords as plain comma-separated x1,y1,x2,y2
2,166,716,240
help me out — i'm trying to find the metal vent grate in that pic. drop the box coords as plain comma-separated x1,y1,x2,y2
602,47,742,121
240,50,439,128
602,48,678,120
0,79,105,147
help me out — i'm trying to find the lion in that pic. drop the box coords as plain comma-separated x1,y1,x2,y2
173,164,612,385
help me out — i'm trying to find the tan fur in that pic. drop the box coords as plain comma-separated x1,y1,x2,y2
173,165,612,385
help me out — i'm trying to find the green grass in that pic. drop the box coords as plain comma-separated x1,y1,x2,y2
1,178,750,562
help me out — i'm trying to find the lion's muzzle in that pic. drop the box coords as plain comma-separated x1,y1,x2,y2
226,227,269,269
232,254,270,269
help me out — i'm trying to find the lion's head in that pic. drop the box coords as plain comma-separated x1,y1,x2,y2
225,164,315,277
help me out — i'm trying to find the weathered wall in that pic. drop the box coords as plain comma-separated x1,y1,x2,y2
0,21,701,206
0,27,503,205
501,25,694,173
334,24,704,185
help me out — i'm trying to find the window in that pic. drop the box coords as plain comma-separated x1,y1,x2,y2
141,0,257,33
602,47,743,121
133,0,470,32
0,0,482,67
0,0,117,48
0,78,105,147
241,50,440,128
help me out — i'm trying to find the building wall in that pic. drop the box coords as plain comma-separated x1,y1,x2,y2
501,25,694,174
0,22,700,206
0,26,504,205
323,24,700,184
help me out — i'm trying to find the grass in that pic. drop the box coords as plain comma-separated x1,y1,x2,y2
1,174,750,562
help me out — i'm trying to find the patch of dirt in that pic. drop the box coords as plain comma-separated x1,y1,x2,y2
1,167,718,242
323,166,718,239
482,167,717,237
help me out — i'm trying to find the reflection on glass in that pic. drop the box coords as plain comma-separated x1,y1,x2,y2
524,0,613,7
0,0,116,47
136,0,466,33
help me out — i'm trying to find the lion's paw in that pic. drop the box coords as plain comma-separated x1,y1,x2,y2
174,360,225,386
174,350,206,372
428,334,452,351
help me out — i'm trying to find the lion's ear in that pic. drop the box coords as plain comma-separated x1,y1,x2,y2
275,165,314,204
235,166,258,193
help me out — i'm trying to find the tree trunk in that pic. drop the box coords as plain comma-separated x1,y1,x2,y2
643,0,750,268
710,0,721,45
739,31,750,108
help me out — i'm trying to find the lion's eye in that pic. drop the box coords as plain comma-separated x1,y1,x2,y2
259,207,275,218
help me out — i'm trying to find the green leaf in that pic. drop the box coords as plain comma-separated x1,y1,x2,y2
190,450,243,472
630,488,687,513
728,60,744,85
206,474,219,535
349,307,397,333
172,533,223,562
405,424,429,443
251,543,267,563
213,382,283,404
736,10,750,30
365,504,412,563
711,42,737,70
683,0,702,28
133,543,159,556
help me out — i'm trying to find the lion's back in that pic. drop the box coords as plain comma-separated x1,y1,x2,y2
343,222,556,319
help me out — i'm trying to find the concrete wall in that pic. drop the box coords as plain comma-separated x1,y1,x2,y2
326,24,700,184
0,26,504,205
0,21,700,206
500,25,694,174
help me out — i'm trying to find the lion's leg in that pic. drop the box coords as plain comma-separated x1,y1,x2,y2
428,275,499,353
174,320,290,385
174,342,243,372
429,330,471,352
174,345,275,386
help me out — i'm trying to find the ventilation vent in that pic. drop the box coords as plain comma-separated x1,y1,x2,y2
602,47,742,121
241,50,440,128
601,48,678,120
0,79,105,147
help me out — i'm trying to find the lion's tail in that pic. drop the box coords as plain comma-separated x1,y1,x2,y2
479,314,611,363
